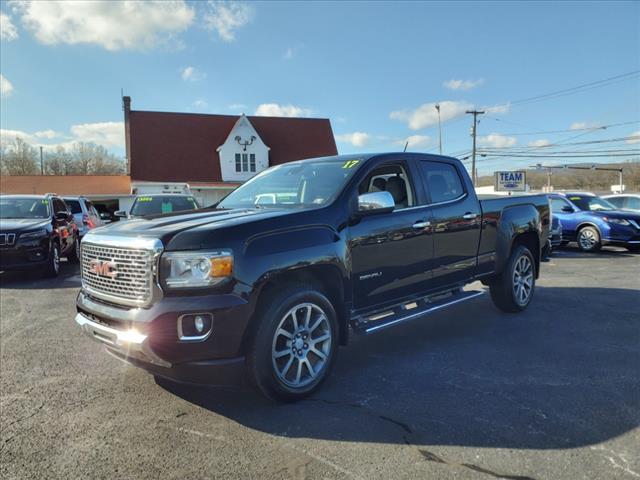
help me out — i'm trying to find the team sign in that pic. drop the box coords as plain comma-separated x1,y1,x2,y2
494,171,526,191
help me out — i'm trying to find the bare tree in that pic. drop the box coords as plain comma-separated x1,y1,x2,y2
45,146,71,175
0,137,39,175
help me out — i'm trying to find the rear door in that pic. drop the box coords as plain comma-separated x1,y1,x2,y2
53,197,74,252
416,160,481,288
349,158,434,311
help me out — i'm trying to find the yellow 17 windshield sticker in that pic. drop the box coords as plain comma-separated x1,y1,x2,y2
342,159,360,169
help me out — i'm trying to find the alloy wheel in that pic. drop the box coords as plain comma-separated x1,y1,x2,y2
271,302,332,388
512,255,533,306
579,229,597,250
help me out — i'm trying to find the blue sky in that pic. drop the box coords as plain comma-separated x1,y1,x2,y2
1,1,639,174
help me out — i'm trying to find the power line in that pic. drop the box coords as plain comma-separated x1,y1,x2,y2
505,70,640,107
486,119,640,136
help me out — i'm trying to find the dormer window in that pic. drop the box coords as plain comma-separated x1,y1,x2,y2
235,153,256,173
218,114,269,182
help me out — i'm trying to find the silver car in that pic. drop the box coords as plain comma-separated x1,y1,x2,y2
63,196,104,237
603,194,640,212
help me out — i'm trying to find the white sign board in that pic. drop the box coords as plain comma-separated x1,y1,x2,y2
494,171,526,192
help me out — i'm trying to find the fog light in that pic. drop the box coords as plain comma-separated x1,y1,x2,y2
194,315,205,333
178,313,213,341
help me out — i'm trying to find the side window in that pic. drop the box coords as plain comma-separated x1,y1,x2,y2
626,197,640,210
358,163,414,209
419,161,465,204
606,197,624,208
550,197,571,213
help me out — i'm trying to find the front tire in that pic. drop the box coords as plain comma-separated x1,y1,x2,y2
246,286,339,402
577,226,601,252
68,235,81,263
490,245,536,313
43,242,60,278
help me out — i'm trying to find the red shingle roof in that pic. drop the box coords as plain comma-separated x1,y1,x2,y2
129,110,337,183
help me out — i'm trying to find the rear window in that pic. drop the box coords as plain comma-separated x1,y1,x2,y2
130,196,199,216
65,200,82,214
419,161,465,204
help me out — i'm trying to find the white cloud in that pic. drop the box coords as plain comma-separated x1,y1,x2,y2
443,78,484,91
528,139,551,147
478,133,517,148
570,121,601,131
0,74,14,97
192,98,208,110
396,135,431,149
69,122,124,149
283,47,295,60
2,122,124,150
34,129,61,139
11,0,194,51
390,100,472,131
255,103,312,118
335,132,371,147
1,11,18,41
485,103,511,114
181,66,205,81
626,130,640,144
203,1,253,42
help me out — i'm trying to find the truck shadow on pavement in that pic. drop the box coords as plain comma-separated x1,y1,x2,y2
157,285,640,451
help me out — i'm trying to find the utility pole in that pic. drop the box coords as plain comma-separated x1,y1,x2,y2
466,109,485,186
435,104,442,154
40,146,44,175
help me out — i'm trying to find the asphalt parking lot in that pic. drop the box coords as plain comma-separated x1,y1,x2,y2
1,246,639,480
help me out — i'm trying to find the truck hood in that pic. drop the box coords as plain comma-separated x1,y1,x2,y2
84,207,294,246
0,218,50,233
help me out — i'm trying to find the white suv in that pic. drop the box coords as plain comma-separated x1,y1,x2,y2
63,196,104,237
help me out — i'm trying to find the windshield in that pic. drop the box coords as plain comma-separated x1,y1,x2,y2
0,197,51,219
568,195,617,211
218,158,363,209
130,195,200,216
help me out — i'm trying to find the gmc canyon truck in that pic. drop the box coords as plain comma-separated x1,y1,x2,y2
75,153,549,402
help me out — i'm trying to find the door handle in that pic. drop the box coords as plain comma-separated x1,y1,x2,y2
463,212,478,220
412,221,431,229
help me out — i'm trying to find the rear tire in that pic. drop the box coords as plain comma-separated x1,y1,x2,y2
490,245,536,313
43,242,60,278
577,226,601,252
246,285,339,402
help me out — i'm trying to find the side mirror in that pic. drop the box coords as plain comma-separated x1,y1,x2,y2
357,191,395,215
561,206,574,213
114,210,127,218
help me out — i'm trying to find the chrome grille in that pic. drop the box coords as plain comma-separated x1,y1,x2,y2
81,242,155,306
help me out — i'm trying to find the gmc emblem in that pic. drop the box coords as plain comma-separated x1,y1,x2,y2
88,260,118,279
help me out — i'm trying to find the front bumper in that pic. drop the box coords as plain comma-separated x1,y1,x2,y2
75,312,246,384
75,288,254,385
0,244,49,270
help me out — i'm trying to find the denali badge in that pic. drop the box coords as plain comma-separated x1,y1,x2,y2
88,260,118,279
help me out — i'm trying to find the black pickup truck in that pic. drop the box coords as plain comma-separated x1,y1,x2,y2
75,153,549,401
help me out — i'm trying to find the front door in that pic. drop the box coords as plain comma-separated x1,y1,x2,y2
349,160,434,311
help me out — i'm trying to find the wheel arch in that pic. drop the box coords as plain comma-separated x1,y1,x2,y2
243,264,350,353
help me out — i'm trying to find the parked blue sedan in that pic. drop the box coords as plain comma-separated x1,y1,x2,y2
548,192,640,253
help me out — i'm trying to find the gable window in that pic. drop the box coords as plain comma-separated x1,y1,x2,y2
235,153,257,173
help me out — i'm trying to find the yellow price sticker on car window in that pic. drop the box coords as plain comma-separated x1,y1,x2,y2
342,159,360,169
138,197,152,202
41,199,49,204
569,196,581,200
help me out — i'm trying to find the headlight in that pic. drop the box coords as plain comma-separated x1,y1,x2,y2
161,251,233,289
19,229,48,240
603,217,630,226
